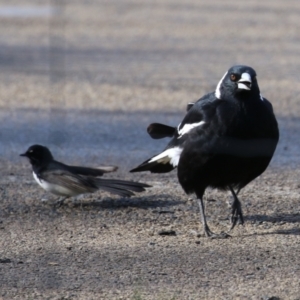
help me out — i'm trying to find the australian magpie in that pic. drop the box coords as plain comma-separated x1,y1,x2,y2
131,65,279,237
21,144,150,205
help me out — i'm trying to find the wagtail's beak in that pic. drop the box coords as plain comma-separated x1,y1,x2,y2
237,73,252,90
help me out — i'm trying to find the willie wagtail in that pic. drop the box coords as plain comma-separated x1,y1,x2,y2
21,144,150,205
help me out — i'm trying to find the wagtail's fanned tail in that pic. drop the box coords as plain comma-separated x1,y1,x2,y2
94,178,151,197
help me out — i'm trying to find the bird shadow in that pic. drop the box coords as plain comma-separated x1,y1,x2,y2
240,213,300,236
64,194,183,210
271,228,300,235
245,227,300,237
244,213,300,224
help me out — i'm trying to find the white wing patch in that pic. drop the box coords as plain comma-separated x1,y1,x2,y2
177,121,205,138
149,147,182,167
215,71,228,99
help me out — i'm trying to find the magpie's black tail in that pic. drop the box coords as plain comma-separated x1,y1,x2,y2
130,146,180,174
147,123,176,139
146,102,194,140
94,178,151,197
130,157,175,174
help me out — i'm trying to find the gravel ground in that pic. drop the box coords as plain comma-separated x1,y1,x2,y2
1,1,300,299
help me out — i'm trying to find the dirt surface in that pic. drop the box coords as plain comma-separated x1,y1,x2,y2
1,1,300,299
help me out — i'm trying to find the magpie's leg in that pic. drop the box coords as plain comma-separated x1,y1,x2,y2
227,187,240,206
197,197,214,237
228,186,244,231
197,197,230,238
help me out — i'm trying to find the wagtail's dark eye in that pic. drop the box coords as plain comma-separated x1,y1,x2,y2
230,74,237,81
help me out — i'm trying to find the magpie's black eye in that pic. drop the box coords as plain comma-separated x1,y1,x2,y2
230,74,237,81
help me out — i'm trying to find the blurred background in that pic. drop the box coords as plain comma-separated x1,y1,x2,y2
0,0,299,170
1,2,300,298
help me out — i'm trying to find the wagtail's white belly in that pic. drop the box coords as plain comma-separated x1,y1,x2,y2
33,172,78,197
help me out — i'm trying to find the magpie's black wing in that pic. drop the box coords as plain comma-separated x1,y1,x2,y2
176,94,218,139
146,93,214,140
131,92,220,173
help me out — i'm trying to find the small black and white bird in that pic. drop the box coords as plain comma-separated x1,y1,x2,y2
21,144,150,205
131,65,279,237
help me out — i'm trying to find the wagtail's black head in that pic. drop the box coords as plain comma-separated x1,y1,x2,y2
215,65,260,100
20,144,53,166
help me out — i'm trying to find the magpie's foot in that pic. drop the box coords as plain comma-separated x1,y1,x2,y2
203,224,231,239
228,186,244,232
209,231,231,239
229,207,244,232
203,225,214,237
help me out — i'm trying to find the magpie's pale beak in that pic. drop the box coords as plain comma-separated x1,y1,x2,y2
237,73,252,90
